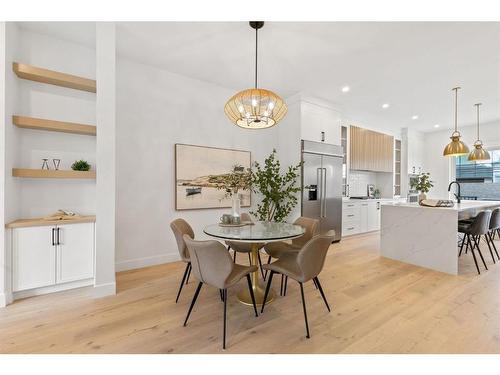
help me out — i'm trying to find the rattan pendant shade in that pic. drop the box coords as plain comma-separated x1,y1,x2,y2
225,21,287,129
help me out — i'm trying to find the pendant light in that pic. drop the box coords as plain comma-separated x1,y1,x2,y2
468,103,490,161
443,87,470,157
224,21,287,129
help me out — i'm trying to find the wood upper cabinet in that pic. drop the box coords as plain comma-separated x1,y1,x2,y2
349,126,394,172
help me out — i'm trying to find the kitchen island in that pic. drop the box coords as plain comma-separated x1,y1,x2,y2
380,200,500,274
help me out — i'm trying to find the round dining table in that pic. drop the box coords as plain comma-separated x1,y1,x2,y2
204,221,305,306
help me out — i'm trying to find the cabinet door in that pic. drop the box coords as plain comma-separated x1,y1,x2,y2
360,203,369,232
12,226,56,292
300,101,341,144
56,223,95,284
367,201,381,231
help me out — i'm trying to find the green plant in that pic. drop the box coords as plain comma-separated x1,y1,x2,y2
209,165,252,199
250,149,302,222
410,172,434,193
71,160,91,171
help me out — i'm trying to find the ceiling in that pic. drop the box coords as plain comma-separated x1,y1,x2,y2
19,21,500,133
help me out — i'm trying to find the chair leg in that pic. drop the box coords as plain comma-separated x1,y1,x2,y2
176,262,190,303
261,270,274,313
183,282,203,326
248,253,252,265
283,276,288,296
185,263,191,284
467,235,481,275
246,274,258,317
264,255,271,280
219,289,224,302
233,249,236,263
314,276,330,312
223,289,227,350
299,282,310,339
488,232,500,260
257,252,265,280
473,236,488,270
312,278,319,289
459,234,466,257
280,274,284,296
484,234,496,264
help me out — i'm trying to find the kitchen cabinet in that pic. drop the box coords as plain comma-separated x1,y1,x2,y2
300,100,342,145
12,222,95,292
342,200,383,237
350,126,394,172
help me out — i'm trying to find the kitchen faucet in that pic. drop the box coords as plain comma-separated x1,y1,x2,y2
448,181,461,203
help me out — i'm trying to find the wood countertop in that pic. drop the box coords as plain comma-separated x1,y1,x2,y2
5,215,96,228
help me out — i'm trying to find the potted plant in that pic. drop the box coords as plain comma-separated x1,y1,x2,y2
250,149,302,222
410,172,434,202
210,165,252,218
71,160,91,171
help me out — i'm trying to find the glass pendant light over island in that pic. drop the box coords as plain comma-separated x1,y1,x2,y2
224,21,287,129
443,87,470,157
468,103,490,161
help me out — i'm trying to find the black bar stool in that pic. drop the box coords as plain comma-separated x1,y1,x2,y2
458,210,492,274
488,208,500,259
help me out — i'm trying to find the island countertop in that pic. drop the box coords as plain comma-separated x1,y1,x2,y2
382,200,500,212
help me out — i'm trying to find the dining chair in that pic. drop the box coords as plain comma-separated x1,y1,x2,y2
170,218,194,303
226,213,266,278
487,208,500,259
263,216,319,291
183,235,258,349
458,210,492,274
261,230,335,339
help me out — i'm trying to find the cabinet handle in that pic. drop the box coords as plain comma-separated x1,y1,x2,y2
347,204,354,207
52,228,56,246
347,214,354,217
348,227,355,230
56,228,61,245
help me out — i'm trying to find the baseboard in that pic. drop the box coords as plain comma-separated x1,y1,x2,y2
0,292,13,307
92,282,116,298
12,279,93,301
115,253,180,272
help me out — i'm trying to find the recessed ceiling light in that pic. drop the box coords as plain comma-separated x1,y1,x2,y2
341,86,350,93
382,103,390,109
412,115,419,120
434,124,440,128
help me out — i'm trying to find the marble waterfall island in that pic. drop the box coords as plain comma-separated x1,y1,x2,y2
380,201,500,275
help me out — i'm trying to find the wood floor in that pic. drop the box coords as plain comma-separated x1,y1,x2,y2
2,232,500,354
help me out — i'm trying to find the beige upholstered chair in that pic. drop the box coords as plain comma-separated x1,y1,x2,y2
170,218,195,303
225,213,266,277
261,230,335,339
263,216,319,289
183,235,258,349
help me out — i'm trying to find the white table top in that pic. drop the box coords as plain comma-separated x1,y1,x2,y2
382,200,500,212
203,221,305,243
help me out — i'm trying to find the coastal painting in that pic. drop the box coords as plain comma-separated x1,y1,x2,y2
175,144,251,210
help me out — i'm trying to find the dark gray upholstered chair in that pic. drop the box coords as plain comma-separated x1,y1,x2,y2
458,210,492,274
182,235,258,349
170,218,194,303
487,208,500,258
261,230,335,339
225,213,266,277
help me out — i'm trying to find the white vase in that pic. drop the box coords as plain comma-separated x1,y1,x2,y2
231,193,241,218
418,192,427,202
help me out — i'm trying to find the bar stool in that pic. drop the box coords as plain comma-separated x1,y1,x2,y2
458,210,492,274
487,208,500,259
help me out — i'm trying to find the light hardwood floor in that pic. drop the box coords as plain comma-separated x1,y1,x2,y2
2,232,500,354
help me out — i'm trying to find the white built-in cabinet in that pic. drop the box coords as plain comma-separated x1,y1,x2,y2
342,200,382,236
299,99,342,145
12,223,95,292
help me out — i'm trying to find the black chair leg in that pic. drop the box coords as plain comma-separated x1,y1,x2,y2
233,249,236,263
183,282,203,326
248,253,252,265
488,232,500,260
299,282,310,339
219,289,224,302
484,234,496,264
261,270,274,313
473,236,488,270
283,276,288,296
257,252,265,280
467,235,481,275
264,255,271,280
312,278,319,289
186,263,191,284
176,262,190,303
246,274,258,317
223,289,227,350
280,274,284,296
459,234,466,257
314,276,331,312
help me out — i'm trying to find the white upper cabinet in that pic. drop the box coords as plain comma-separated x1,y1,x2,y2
403,128,425,174
299,99,342,145
12,226,56,292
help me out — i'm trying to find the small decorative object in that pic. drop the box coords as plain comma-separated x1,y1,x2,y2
374,188,381,199
41,158,49,170
52,159,61,170
251,149,302,222
419,199,454,208
410,172,434,202
231,215,241,225
71,160,91,171
221,214,232,224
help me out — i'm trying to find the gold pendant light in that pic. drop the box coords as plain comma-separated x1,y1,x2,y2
443,87,470,157
224,21,287,129
468,103,490,161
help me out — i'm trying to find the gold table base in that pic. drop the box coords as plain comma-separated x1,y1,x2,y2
237,242,276,306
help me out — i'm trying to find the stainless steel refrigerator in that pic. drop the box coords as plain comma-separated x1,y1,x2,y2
301,140,343,242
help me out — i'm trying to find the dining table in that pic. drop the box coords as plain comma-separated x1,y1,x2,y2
204,221,305,306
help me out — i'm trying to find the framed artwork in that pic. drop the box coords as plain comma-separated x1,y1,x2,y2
175,144,252,210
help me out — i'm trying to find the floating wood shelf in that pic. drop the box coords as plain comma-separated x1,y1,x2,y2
12,169,96,179
13,62,96,93
13,116,96,136
5,215,96,229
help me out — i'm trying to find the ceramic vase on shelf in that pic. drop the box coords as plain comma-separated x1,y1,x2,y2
418,192,427,202
231,193,241,219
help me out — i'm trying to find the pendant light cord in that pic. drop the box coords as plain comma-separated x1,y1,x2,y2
255,26,258,89
454,87,459,132
475,103,482,140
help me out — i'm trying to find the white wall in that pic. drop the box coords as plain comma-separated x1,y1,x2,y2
424,121,500,199
115,57,278,271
